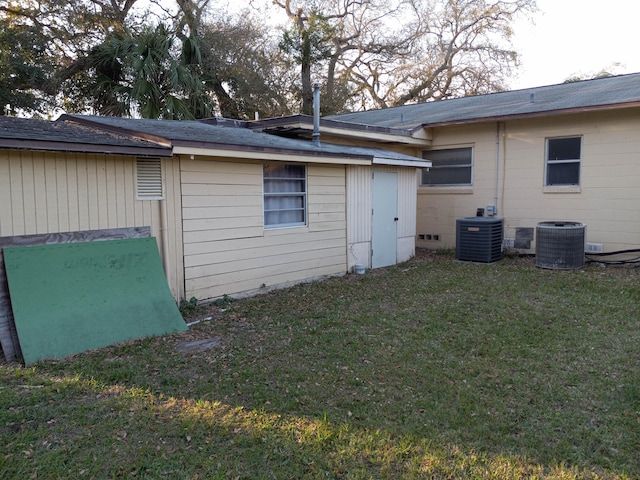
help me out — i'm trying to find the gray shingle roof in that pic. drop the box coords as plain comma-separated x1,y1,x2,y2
329,73,640,131
62,115,428,166
0,116,171,156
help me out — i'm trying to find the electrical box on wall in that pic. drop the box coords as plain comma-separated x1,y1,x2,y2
486,205,497,216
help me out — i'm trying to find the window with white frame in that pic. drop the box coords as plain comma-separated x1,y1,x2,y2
263,163,307,228
545,136,582,186
420,147,473,186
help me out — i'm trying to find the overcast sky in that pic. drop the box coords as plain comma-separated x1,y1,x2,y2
508,0,640,89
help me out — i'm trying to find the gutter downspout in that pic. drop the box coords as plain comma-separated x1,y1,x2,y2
494,122,500,215
159,159,170,278
312,82,321,147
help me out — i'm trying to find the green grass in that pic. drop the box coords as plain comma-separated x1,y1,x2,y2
1,251,639,479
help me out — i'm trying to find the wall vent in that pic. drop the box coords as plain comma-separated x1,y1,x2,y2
585,243,603,254
136,157,163,199
456,217,504,263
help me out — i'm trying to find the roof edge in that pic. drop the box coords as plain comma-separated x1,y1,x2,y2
59,114,173,148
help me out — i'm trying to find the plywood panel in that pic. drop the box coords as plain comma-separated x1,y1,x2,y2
5,237,186,365
0,227,152,363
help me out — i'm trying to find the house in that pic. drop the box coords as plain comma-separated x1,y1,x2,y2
265,73,640,255
0,115,430,307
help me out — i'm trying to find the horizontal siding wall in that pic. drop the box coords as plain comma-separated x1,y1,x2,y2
182,158,347,301
0,149,184,300
416,108,640,253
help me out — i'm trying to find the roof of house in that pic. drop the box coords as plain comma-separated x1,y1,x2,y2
61,115,429,167
328,72,640,131
0,116,171,157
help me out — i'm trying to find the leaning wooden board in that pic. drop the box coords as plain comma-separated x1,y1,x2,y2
4,236,186,366
0,227,151,363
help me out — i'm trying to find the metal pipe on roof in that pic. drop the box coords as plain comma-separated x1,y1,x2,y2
313,82,321,146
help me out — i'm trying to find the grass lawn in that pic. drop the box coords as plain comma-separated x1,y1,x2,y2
1,250,639,479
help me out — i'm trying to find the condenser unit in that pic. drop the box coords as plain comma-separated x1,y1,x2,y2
456,217,504,263
535,221,585,269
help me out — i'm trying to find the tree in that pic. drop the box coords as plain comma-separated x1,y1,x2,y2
199,15,296,118
275,1,338,115
0,0,146,115
367,0,536,107
272,0,536,113
0,12,55,115
83,24,215,119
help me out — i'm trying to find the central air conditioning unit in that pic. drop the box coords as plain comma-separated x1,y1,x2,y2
535,221,585,269
456,217,504,263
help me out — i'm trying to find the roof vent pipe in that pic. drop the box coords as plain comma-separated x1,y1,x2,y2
313,82,321,146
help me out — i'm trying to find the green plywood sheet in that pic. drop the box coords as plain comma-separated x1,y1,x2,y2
4,237,187,365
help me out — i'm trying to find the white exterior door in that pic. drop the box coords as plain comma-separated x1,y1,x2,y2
371,171,398,268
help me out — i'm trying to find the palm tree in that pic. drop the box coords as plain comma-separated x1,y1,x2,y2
87,24,214,119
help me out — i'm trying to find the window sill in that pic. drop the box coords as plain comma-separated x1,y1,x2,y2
419,186,473,195
265,225,309,235
543,185,581,194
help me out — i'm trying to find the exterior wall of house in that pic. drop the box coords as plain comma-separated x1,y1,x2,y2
346,165,418,270
416,107,640,254
181,157,348,301
0,149,185,299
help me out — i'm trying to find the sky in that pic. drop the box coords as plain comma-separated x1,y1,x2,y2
508,0,640,89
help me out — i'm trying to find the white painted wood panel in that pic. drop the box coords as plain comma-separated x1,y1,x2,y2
181,158,348,301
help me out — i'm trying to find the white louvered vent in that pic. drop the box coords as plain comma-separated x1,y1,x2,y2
136,157,163,199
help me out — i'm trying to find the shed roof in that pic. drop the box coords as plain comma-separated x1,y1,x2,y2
329,72,640,131
0,116,171,157
61,115,429,167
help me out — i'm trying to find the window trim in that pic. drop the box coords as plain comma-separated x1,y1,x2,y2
544,136,582,187
420,147,474,187
263,163,308,229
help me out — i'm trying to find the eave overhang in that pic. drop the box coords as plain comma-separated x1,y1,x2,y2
413,101,640,130
252,115,432,146
172,144,371,165
0,138,171,157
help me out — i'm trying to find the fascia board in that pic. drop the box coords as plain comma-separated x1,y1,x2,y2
372,157,431,168
173,145,372,165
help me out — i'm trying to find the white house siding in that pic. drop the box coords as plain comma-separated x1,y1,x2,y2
346,165,418,270
416,108,640,253
346,165,372,269
0,149,185,300
181,157,347,301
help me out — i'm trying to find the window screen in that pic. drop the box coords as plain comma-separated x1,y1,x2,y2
421,147,473,186
546,137,581,186
263,163,307,228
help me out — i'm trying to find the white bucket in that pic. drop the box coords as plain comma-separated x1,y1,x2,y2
354,264,365,275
